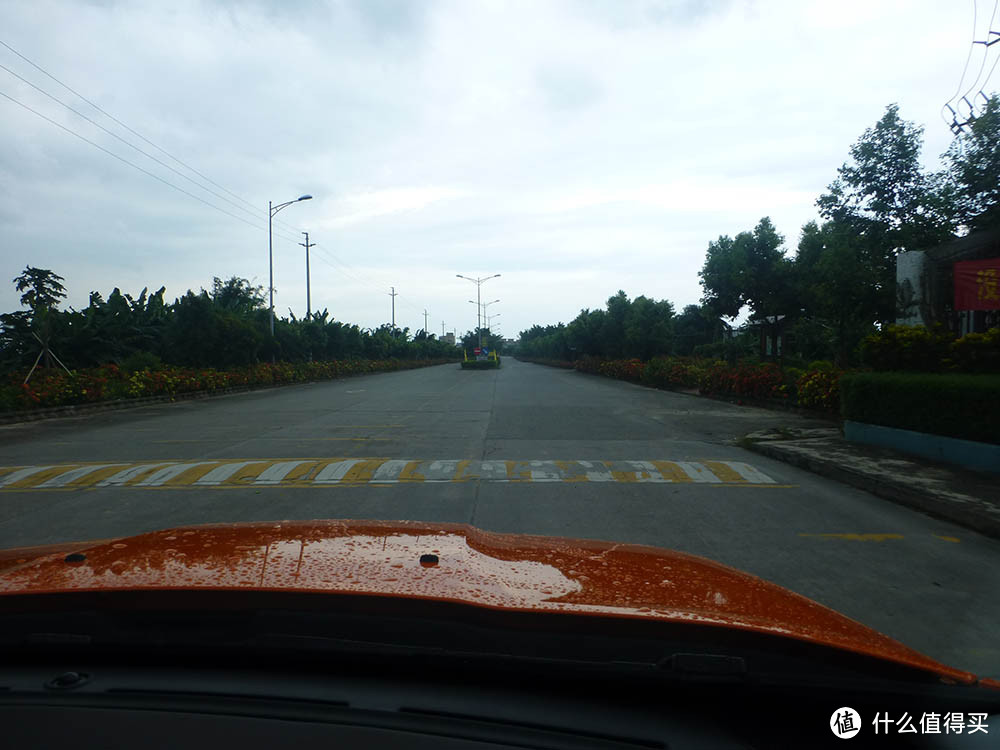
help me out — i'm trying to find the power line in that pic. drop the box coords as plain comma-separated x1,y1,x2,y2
0,37,303,235
960,0,1000,100
0,88,286,235
0,60,272,225
946,0,1000,132
942,0,979,128
0,86,306,253
0,41,440,323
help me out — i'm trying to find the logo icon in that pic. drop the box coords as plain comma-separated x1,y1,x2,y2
831,707,861,739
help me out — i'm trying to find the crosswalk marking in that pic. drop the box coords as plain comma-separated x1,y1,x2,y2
254,460,311,485
195,461,256,486
0,466,54,488
37,464,123,488
99,463,171,487
0,459,779,491
136,462,216,487
314,459,362,483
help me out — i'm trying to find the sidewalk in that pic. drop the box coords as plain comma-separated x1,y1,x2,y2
741,426,1000,540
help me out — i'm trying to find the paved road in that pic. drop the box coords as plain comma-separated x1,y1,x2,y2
2,359,999,677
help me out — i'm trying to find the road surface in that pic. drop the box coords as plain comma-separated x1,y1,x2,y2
2,358,998,676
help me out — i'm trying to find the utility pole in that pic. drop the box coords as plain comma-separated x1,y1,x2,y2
441,321,445,337
389,287,398,334
299,231,314,319
456,274,500,349
423,309,429,333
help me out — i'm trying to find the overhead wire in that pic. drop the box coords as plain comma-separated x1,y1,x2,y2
960,0,1000,102
0,40,445,324
943,0,979,128
0,88,279,235
0,37,302,234
0,60,276,226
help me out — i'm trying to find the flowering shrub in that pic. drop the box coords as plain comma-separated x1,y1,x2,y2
641,357,703,389
860,324,1000,373
795,369,842,412
516,355,848,413
598,358,645,381
1,358,455,412
698,361,786,400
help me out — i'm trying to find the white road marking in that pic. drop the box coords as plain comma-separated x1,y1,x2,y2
135,462,214,486
1,458,784,489
314,459,363,483
37,464,122,488
97,463,172,487
676,462,723,483
724,461,776,484
0,466,53,487
195,461,257,485
254,460,310,484
372,460,409,481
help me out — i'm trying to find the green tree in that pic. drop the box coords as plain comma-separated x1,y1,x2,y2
14,267,67,313
945,93,1000,232
699,217,792,320
623,295,674,359
673,304,715,355
793,221,880,365
816,104,956,323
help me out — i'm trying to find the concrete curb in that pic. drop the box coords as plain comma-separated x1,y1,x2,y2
744,439,1000,541
516,358,839,422
0,361,457,426
0,385,273,425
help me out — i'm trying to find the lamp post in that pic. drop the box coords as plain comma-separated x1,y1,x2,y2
456,273,500,348
268,194,312,337
485,312,500,333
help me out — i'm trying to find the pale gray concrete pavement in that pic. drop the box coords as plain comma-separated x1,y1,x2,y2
1,359,998,677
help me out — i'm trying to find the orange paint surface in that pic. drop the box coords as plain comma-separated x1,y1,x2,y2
0,519,980,685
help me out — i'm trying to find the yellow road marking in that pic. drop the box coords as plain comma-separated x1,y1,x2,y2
703,461,747,483
397,460,426,482
225,461,275,485
554,460,589,482
799,533,905,542
650,461,693,482
341,458,389,483
5,465,82,489
0,458,781,490
506,460,531,482
453,459,477,481
67,465,132,486
934,535,961,543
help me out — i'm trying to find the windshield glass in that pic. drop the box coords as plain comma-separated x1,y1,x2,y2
1,0,999,689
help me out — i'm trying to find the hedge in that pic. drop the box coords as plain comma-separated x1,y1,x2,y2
840,372,1000,445
1,358,457,412
460,358,501,370
860,325,1000,373
518,355,842,413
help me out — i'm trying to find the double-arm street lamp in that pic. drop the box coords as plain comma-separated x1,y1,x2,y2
269,194,312,336
456,273,500,348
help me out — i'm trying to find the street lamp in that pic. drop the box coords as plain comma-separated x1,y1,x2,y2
486,312,501,332
456,273,500,348
269,194,312,337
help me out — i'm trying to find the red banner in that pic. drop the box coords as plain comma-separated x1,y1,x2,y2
954,257,1000,311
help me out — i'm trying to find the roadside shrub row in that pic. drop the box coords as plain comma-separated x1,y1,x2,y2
841,372,1000,445
1,358,456,412
861,325,1000,373
517,355,842,413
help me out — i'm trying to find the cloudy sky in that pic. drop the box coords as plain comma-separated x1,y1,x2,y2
0,0,989,338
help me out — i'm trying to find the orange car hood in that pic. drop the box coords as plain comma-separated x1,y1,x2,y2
0,519,977,684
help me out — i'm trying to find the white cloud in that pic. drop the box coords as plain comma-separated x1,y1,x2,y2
0,0,976,337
